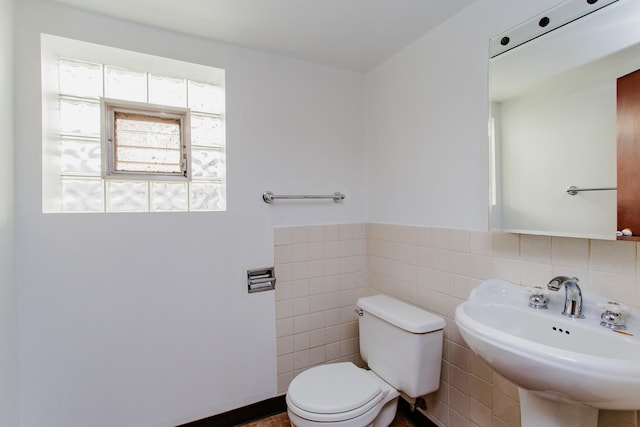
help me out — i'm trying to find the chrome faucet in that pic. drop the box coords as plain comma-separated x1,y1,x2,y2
547,276,584,318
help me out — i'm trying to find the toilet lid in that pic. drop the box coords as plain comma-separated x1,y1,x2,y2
287,362,383,416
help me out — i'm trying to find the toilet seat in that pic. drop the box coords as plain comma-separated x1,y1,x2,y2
286,362,387,423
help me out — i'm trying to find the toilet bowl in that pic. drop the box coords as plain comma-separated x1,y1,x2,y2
286,362,399,427
286,295,445,427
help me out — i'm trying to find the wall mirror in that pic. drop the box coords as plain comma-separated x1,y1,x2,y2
489,0,640,240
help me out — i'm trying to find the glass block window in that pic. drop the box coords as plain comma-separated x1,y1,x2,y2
51,57,225,213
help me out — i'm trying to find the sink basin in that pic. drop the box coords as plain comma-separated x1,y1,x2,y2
455,279,640,411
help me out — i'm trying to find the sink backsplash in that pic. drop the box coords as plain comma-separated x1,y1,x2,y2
274,223,640,427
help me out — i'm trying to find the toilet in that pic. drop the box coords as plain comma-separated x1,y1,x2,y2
286,294,445,427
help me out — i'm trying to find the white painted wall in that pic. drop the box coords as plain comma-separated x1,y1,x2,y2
0,0,18,425
365,0,562,230
14,1,365,426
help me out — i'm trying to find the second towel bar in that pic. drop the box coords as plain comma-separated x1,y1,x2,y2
566,186,617,196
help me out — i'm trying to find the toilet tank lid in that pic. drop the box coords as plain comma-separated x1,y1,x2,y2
357,295,445,333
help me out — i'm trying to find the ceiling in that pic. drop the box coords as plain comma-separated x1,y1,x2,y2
50,0,476,72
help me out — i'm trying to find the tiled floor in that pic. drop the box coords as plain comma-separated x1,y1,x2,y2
241,411,417,427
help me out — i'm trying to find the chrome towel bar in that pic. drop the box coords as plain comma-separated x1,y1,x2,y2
566,186,617,196
262,191,345,204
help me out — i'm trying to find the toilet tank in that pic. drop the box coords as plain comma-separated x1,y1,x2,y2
357,295,445,398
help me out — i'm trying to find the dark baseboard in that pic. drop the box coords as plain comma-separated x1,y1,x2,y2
178,394,437,427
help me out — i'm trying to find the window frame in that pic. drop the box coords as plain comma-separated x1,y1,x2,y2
101,98,192,181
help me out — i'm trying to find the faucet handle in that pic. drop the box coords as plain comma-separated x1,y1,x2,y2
597,301,630,315
528,286,549,297
598,301,629,331
528,286,549,309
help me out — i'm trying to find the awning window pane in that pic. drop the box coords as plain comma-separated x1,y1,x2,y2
113,112,183,174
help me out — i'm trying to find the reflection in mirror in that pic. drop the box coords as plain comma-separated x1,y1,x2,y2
489,0,640,240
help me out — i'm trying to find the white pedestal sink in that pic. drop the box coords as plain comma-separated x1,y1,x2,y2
518,389,597,427
455,279,640,426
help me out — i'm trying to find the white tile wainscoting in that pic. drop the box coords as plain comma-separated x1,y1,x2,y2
274,223,640,427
